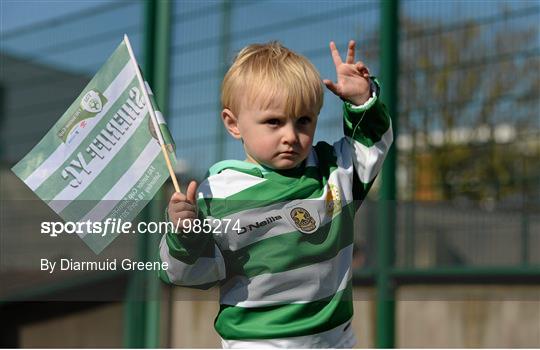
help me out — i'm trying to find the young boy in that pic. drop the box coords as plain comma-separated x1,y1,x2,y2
159,40,392,348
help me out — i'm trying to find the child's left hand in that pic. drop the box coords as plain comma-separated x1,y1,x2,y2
323,40,372,106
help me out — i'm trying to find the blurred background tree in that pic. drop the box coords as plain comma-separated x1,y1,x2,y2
364,5,539,202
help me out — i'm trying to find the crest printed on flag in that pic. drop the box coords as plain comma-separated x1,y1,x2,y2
11,37,176,254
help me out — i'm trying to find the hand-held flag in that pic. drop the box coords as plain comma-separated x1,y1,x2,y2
124,34,180,193
12,35,178,254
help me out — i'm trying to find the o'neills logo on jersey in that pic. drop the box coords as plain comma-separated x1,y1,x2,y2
290,207,317,234
238,215,282,235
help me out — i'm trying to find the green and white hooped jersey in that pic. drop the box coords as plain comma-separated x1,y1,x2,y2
159,89,392,347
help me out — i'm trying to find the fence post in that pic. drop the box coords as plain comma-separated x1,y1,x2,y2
124,0,161,347
143,0,173,347
377,0,398,348
215,0,232,163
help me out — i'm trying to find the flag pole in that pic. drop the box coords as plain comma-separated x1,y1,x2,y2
123,34,181,193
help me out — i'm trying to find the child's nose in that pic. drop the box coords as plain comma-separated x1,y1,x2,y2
282,124,298,145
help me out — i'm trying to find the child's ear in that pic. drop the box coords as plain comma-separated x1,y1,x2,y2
221,108,242,140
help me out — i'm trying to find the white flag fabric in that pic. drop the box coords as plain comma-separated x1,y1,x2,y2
12,38,176,254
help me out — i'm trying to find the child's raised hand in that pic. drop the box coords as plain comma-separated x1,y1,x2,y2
167,180,198,233
323,40,372,106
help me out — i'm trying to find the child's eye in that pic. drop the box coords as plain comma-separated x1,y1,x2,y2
266,119,280,126
297,116,312,125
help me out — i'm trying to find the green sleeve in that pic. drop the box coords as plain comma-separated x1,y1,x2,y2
342,78,393,201
342,78,391,147
157,197,224,289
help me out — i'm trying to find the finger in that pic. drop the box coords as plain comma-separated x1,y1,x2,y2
329,41,342,67
176,212,198,221
170,191,186,203
345,40,355,64
355,62,370,77
172,211,198,222
323,79,339,95
186,180,198,205
171,201,196,213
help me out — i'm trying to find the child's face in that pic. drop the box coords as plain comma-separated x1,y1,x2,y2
223,95,317,170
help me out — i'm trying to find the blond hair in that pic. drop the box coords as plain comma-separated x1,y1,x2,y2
221,41,324,117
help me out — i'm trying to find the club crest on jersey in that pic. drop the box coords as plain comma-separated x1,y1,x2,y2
289,207,318,234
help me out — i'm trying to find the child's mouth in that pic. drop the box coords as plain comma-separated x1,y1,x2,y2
280,151,297,157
